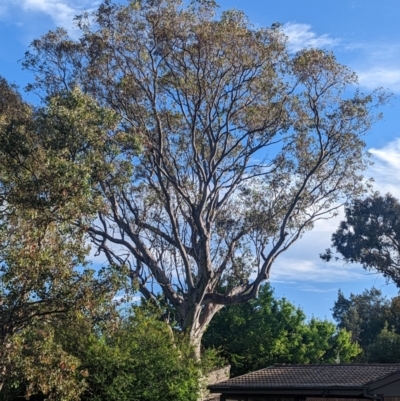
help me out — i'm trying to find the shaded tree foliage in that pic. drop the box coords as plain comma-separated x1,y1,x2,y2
204,284,360,376
368,323,400,363
332,288,389,347
332,287,400,361
0,324,86,401
322,193,400,286
0,78,124,398
21,0,386,353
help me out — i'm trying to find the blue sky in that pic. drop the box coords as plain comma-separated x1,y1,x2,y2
1,0,400,320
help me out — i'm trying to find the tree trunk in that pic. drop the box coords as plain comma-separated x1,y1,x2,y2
186,303,225,359
191,334,203,361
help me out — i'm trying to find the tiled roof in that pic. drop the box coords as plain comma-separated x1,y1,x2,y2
209,364,400,390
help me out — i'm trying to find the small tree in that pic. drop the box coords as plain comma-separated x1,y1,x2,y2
331,288,390,347
368,324,400,363
331,287,400,361
22,0,386,354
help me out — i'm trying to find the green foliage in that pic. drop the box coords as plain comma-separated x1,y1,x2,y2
323,327,362,363
368,323,400,363
0,82,137,225
58,307,201,401
0,78,127,398
332,287,400,362
203,284,361,376
0,68,196,401
322,193,400,286
0,324,86,401
1,305,203,401
0,196,122,398
332,288,390,348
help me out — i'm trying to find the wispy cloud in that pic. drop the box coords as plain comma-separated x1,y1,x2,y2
298,285,337,293
283,22,339,53
21,0,78,27
271,257,363,283
349,42,400,93
282,22,400,94
1,0,98,33
369,138,400,197
358,68,400,92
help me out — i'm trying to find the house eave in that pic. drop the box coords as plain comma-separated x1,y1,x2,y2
209,386,367,397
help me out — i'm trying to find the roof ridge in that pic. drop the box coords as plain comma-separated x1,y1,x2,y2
272,363,400,367
210,363,400,390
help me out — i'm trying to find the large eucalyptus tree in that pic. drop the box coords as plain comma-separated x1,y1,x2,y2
22,0,386,354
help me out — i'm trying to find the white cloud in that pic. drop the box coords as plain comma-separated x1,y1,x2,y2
370,139,400,172
271,257,363,283
283,22,339,53
358,68,400,92
369,138,400,197
279,21,400,93
2,0,99,33
282,23,400,94
261,209,362,285
349,42,400,93
21,0,78,28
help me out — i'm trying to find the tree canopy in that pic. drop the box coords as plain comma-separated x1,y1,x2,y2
323,193,400,286
204,284,361,376
15,0,388,353
332,287,400,362
368,324,400,363
0,78,125,398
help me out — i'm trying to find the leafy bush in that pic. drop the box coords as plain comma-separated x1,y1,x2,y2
75,308,201,401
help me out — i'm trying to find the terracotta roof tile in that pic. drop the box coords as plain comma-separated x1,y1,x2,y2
209,364,400,390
